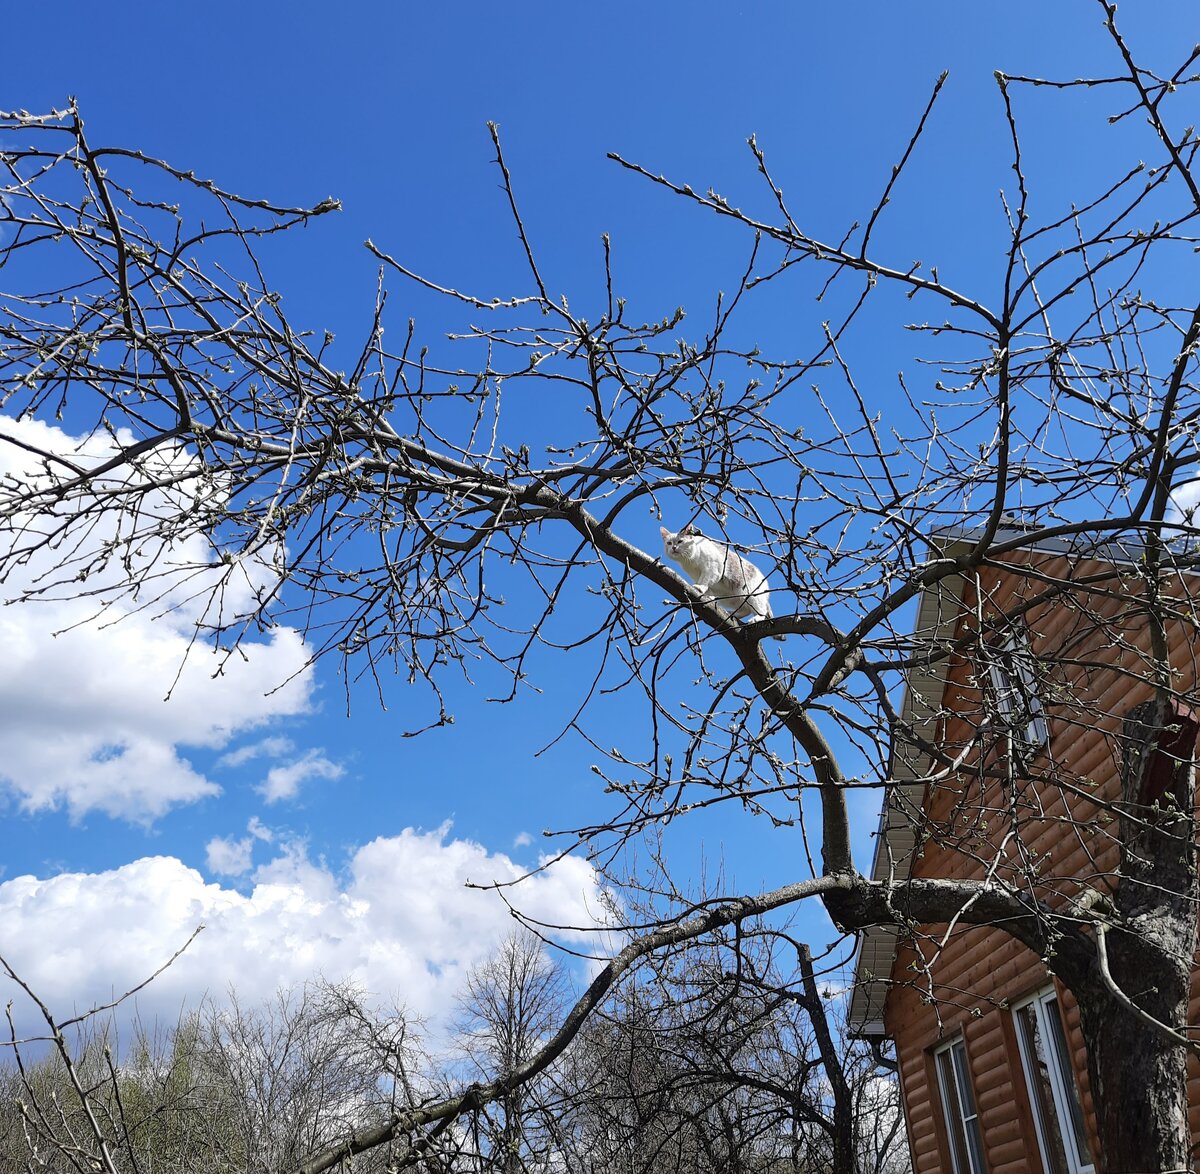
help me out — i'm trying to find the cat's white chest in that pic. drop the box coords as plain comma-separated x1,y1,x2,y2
674,540,718,582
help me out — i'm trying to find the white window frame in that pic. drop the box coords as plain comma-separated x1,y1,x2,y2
1012,988,1095,1174
934,1036,987,1174
986,623,1049,750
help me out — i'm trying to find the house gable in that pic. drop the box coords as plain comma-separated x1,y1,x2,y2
850,528,1200,1169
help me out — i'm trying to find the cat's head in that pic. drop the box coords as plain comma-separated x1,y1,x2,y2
661,524,700,559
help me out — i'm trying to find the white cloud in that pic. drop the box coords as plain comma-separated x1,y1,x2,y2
259,749,344,804
0,826,605,1036
513,831,533,848
205,835,255,877
0,417,313,821
201,817,280,877
203,816,279,876
1170,476,1200,528
218,737,296,769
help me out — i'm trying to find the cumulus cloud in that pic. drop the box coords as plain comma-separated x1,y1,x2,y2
513,831,534,848
0,417,314,821
1170,474,1200,524
205,835,255,877
259,749,344,804
0,826,605,1036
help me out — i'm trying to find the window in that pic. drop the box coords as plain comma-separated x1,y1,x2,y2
935,1037,987,1174
986,623,1048,750
1013,988,1094,1174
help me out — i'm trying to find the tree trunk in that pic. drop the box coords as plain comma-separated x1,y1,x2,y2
1079,988,1191,1174
1076,700,1199,1173
797,944,857,1174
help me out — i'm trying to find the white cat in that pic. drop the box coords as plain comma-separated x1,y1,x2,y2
660,524,785,640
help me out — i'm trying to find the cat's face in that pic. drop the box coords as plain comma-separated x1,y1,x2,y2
661,525,698,560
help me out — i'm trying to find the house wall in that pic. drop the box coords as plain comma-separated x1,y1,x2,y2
884,553,1200,1171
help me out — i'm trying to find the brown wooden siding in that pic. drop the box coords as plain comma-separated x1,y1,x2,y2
885,553,1200,1171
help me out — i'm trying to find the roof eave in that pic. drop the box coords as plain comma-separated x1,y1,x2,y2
846,542,969,1030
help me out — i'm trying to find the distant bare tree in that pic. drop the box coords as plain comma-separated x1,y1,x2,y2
557,916,908,1174
196,982,417,1173
452,931,570,1174
0,967,440,1174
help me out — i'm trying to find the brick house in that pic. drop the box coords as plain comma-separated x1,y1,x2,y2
848,529,1200,1173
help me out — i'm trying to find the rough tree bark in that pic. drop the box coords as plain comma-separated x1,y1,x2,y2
1074,697,1199,1169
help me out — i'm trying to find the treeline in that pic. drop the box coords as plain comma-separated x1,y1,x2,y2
0,930,910,1174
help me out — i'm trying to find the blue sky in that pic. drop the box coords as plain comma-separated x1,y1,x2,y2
2,1,1197,1032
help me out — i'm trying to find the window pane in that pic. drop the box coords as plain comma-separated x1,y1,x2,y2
987,627,1047,747
1015,1003,1071,1174
988,660,1017,719
937,1040,987,1174
1043,996,1093,1168
950,1043,988,1172
937,1048,973,1174
965,1123,988,1174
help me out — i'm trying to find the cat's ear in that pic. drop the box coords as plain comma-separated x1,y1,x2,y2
659,526,670,539
680,523,694,535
